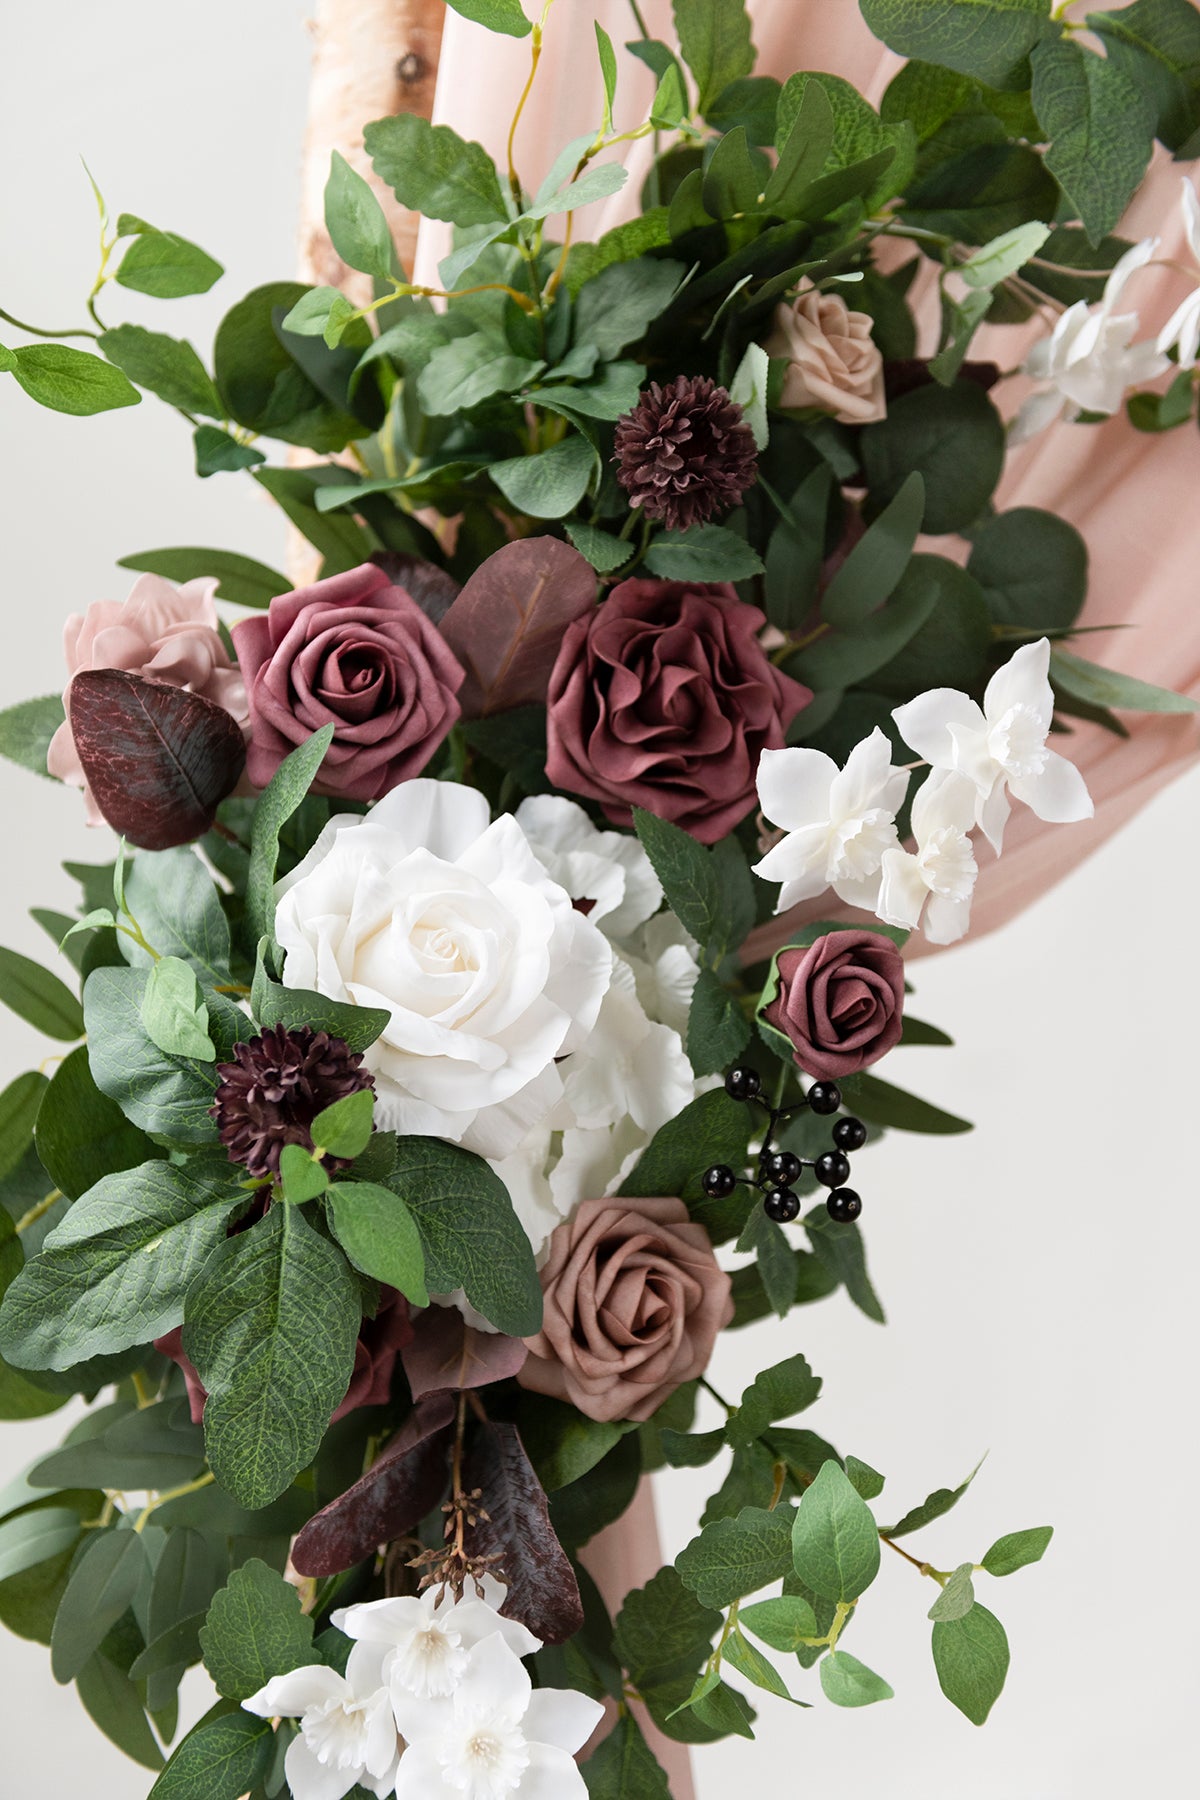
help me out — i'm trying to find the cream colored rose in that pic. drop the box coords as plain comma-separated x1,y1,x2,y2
765,288,887,424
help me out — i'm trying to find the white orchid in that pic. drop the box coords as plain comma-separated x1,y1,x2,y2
892,638,1093,852
242,1641,399,1800
1156,177,1200,368
1012,237,1170,442
334,1576,540,1704
391,1630,603,1800
877,772,979,945
753,727,910,913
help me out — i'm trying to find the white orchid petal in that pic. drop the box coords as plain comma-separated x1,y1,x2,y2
392,1745,446,1800
513,1742,593,1799
876,849,929,932
828,727,906,818
523,1686,606,1754
454,1631,533,1717
1008,385,1067,444
755,745,838,830
242,1665,345,1719
1009,750,1094,823
830,868,885,913
910,770,977,841
283,1735,360,1800
1103,236,1158,312
983,638,1052,726
892,688,983,769
1181,177,1200,265
753,826,831,891
977,778,1012,855
923,889,974,945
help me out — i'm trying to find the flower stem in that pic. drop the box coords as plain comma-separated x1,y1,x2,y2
0,306,99,341
15,1190,62,1235
133,1471,215,1533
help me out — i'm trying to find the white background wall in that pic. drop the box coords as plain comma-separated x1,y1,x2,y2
0,5,1196,1796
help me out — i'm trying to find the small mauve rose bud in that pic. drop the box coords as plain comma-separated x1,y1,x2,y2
761,929,905,1080
764,288,887,424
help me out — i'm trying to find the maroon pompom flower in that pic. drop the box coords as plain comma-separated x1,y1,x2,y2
613,375,758,530
211,1025,374,1177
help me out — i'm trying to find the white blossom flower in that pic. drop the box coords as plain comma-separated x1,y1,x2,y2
274,781,613,1160
1012,237,1170,442
753,728,910,913
391,1631,603,1800
242,1642,398,1800
1156,177,1200,368
513,794,663,941
877,772,979,945
892,638,1093,852
335,1576,540,1704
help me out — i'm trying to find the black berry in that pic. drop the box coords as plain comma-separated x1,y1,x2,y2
725,1065,762,1102
702,1164,737,1199
764,1187,801,1223
832,1116,867,1152
815,1150,851,1188
826,1188,862,1223
762,1150,802,1186
807,1080,842,1115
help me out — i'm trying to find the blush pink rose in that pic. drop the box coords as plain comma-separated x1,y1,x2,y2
545,579,811,844
518,1197,733,1423
765,289,887,424
762,929,905,1080
232,563,465,801
47,573,248,824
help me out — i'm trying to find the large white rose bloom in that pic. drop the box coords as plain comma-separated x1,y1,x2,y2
275,782,613,1161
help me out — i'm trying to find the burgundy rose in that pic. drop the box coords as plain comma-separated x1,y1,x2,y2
232,563,465,800
545,579,811,843
518,1196,733,1423
156,1287,413,1427
761,929,905,1080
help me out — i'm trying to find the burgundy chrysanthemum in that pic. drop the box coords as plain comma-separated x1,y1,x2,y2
211,1025,375,1177
613,375,758,531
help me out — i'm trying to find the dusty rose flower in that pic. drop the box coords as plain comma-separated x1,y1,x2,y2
232,563,465,800
518,1196,733,1423
761,929,905,1080
47,573,247,823
156,1288,413,1427
545,578,811,843
765,288,887,424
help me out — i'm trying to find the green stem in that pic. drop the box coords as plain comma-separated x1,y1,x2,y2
699,1374,734,1416
133,1471,215,1533
0,306,100,342
15,1190,62,1235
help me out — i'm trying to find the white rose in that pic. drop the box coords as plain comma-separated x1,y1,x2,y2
274,781,613,1160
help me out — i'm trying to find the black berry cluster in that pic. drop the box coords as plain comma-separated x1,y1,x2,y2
700,1064,867,1226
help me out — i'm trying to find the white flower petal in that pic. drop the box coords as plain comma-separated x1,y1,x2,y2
454,1630,533,1718
242,1665,345,1719
876,848,929,932
982,638,1052,729
892,689,983,769
1009,749,1094,823
1008,385,1067,444
923,889,973,945
828,726,909,819
1181,177,1200,265
511,1741,592,1799
284,1734,361,1800
523,1687,606,1755
1103,236,1158,312
752,825,830,891
392,1744,446,1800
755,745,838,830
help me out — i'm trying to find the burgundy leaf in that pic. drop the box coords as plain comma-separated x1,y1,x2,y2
290,1395,455,1576
438,537,597,716
463,1421,583,1645
68,669,246,850
369,551,461,625
402,1307,528,1403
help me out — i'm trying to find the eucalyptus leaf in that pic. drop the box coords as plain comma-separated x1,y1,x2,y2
791,1460,880,1603
931,1602,1010,1724
819,1649,894,1707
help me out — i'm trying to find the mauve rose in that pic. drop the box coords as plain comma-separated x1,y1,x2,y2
545,579,811,844
762,929,905,1080
518,1196,733,1423
765,289,887,424
232,563,465,801
47,573,248,824
156,1288,413,1427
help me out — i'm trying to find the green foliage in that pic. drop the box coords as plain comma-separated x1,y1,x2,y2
583,1710,671,1797
148,1710,275,1800
620,1089,754,1226
928,1561,977,1621
0,693,65,780
819,1648,894,1706
632,811,754,968
791,1461,881,1603
880,1458,984,1538
116,547,292,610
687,968,750,1076
251,944,389,1052
214,285,362,454
967,508,1088,631
192,425,264,477
82,966,227,1145
775,71,915,210
115,216,223,297
846,1071,973,1135
34,1045,159,1201
365,114,509,227
50,1526,147,1682
1090,0,1200,153
803,1207,886,1323
676,1505,795,1609
740,1593,821,1652
141,957,216,1062
727,1354,822,1449
326,1181,428,1306
1,341,141,415
674,0,756,114
0,1507,83,1582
1050,647,1199,715
860,0,1058,92
573,257,684,360
981,1525,1053,1575
246,726,334,955
821,473,924,631
0,1070,47,1183
861,382,1005,535
325,151,399,280
0,945,84,1040
1031,37,1155,244
489,435,598,518
98,324,222,416
931,1602,1010,1723
644,524,764,582
199,1558,319,1701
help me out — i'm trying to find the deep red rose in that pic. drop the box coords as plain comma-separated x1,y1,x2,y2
232,563,464,800
762,929,905,1080
545,578,811,843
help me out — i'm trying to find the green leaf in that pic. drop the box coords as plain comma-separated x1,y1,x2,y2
764,464,833,633
445,0,531,34
565,520,632,573
1032,37,1155,244
97,324,222,416
310,1090,375,1161
880,1458,984,1539
784,552,941,691
0,693,65,780
1050,647,1198,715
774,71,915,211
967,508,1088,630
632,810,754,965
325,150,399,279
676,1504,795,1609
735,1208,797,1320
141,957,216,1062
0,1071,47,1183
0,1507,83,1581
419,333,543,415
34,1045,159,1201
620,1089,754,1225
185,1202,361,1508
583,1709,670,1797
960,221,1052,288
1,341,140,415
929,1561,978,1621
765,80,836,215
193,425,265,477
844,1456,885,1501
803,1207,886,1324
931,1602,1010,1724
819,1649,894,1706
928,288,994,386
687,968,750,1076
215,284,363,454
614,1565,720,1686
148,1710,275,1800
326,1181,428,1306
674,0,756,113
0,1155,237,1371
860,0,1057,91
0,946,83,1041
77,1653,164,1771
701,126,763,218
122,846,233,985
82,965,226,1145
725,1628,800,1702
199,1557,319,1701
573,257,684,361
278,1144,328,1204
246,726,335,952
791,1460,880,1603
690,1678,757,1738
861,381,1005,535
281,285,359,349
596,22,618,130
365,113,509,227
651,61,689,129
116,223,223,298
980,1525,1053,1576
51,1526,147,1682
822,473,924,631
116,547,292,610
661,1427,727,1469
643,524,764,582
727,1354,822,1449
739,1593,820,1652
489,434,598,519
1090,0,1200,153
848,1070,973,1135
250,943,389,1052
387,1137,541,1335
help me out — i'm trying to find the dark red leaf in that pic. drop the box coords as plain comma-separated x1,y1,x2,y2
438,537,596,716
369,551,461,625
290,1395,455,1576
463,1421,584,1645
401,1307,528,1403
68,669,246,850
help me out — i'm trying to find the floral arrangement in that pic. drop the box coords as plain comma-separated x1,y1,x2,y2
1,1,1197,1794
